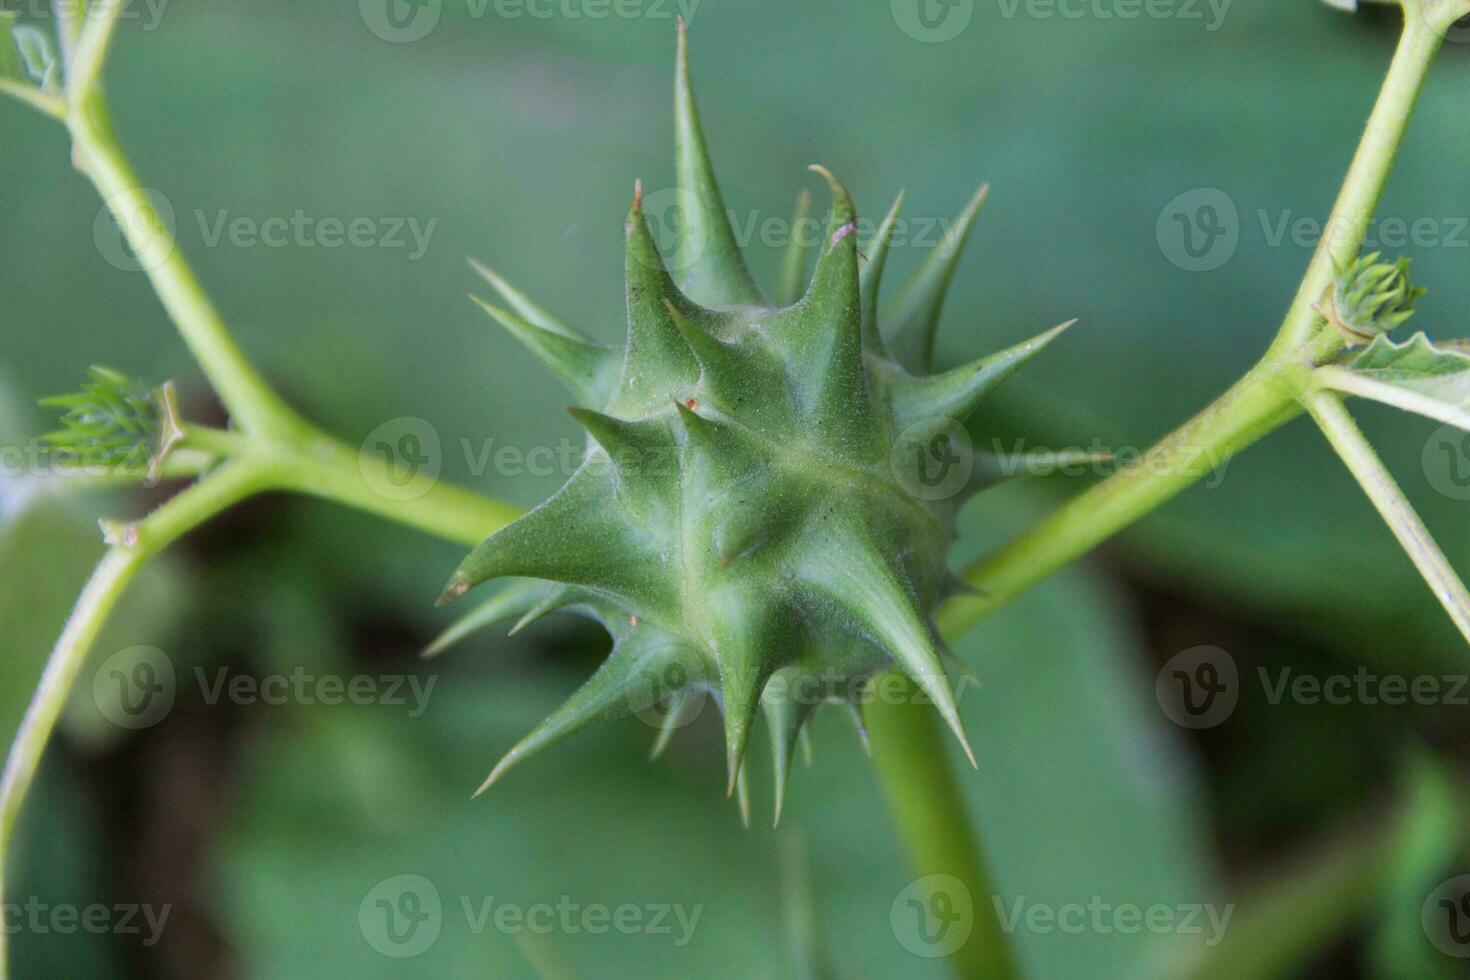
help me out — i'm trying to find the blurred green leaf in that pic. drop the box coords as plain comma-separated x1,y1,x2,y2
1320,332,1470,428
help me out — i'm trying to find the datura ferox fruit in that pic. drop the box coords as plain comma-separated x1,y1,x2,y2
435,24,1086,824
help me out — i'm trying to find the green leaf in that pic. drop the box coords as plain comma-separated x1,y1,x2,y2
11,24,59,94
1316,332,1470,430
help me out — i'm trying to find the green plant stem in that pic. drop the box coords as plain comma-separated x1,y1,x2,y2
241,432,520,548
0,78,65,118
0,460,273,976
868,677,1018,980
68,95,302,440
1269,7,1443,355
1304,390,1470,641
944,8,1448,638
941,353,1309,637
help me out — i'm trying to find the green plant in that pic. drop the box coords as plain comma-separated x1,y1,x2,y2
4,2,1470,977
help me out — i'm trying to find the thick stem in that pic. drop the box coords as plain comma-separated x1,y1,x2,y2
261,434,521,548
1305,391,1470,642
869,678,1019,980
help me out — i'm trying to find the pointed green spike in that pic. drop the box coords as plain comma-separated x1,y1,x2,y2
471,295,621,405
799,528,975,768
891,319,1075,428
625,184,701,390
772,166,873,443
423,579,549,658
775,189,813,307
841,698,871,757
475,635,698,795
735,759,751,829
440,466,675,619
885,183,990,373
671,396,723,448
509,584,580,636
860,191,904,356
468,258,589,340
566,407,672,483
673,19,764,308
765,687,812,827
966,448,1114,498
649,689,701,761
710,602,778,799
722,667,764,799
661,298,736,371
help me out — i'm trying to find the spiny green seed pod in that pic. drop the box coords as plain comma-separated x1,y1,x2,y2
438,25,1083,822
1316,252,1426,346
40,366,181,481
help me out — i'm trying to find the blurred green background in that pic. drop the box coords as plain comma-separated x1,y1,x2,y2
3,0,1469,976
